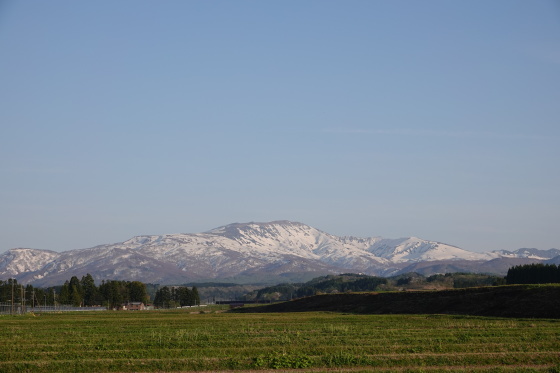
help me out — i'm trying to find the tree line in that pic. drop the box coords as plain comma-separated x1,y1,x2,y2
247,274,388,301
58,274,150,308
0,278,54,306
0,275,149,309
153,286,200,308
245,272,511,301
292,275,387,298
506,263,560,285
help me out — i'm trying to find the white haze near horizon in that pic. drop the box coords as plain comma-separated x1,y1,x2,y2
0,1,559,254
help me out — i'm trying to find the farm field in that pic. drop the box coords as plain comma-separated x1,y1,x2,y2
1,309,559,372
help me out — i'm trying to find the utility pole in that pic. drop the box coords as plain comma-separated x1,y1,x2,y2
11,279,14,315
21,285,25,314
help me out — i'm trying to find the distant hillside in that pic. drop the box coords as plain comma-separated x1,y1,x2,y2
235,285,560,318
242,272,505,301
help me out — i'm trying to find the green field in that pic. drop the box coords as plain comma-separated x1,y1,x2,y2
1,308,559,372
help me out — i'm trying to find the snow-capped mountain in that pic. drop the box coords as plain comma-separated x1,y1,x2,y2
0,248,60,276
491,248,560,260
0,221,555,286
361,237,496,262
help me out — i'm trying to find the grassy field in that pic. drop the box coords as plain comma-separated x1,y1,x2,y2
1,308,560,372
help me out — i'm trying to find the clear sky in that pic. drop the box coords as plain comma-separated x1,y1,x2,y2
1,1,559,253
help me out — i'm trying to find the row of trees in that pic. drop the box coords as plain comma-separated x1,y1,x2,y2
506,263,560,285
0,279,55,306
0,276,149,309
1,276,200,309
250,274,388,301
153,286,200,308
291,275,387,298
58,274,149,308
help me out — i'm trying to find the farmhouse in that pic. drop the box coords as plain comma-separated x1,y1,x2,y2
122,302,146,311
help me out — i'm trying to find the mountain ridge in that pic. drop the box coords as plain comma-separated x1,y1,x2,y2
1,221,557,286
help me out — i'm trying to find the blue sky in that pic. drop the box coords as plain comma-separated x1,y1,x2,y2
1,1,559,253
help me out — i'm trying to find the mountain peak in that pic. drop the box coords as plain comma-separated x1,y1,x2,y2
206,220,308,237
209,219,303,230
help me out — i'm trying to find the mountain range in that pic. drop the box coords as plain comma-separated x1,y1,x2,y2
1,220,558,286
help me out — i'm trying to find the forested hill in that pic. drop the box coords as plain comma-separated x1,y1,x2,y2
242,272,505,302
235,285,560,318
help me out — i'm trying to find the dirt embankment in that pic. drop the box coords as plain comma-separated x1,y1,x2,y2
235,285,560,318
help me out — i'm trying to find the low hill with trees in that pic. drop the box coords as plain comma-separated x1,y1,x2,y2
242,272,506,302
